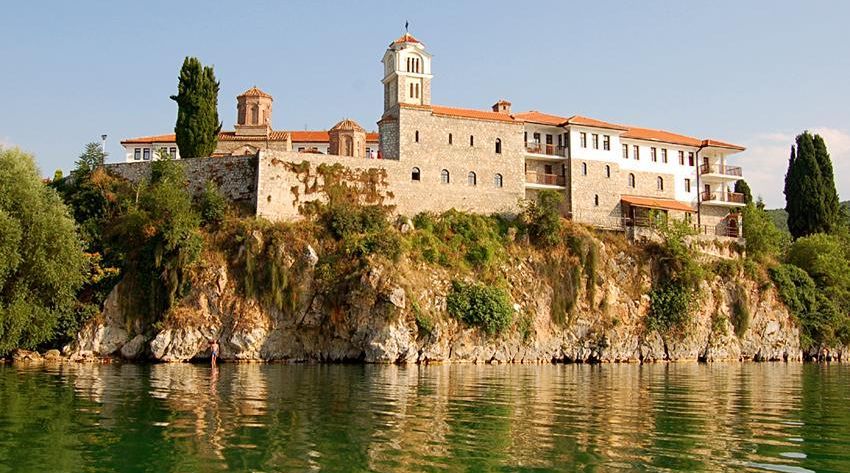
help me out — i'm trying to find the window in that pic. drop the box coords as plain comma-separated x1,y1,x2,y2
448,133,453,145
688,152,695,166
661,148,668,163
651,147,657,162
142,148,151,161
409,83,414,98
582,162,588,175
159,147,167,157
415,83,420,98
622,144,628,159
657,176,664,191
494,173,503,188
592,134,599,149
684,178,691,192
678,150,685,165
633,145,640,160
134,148,141,160
594,194,600,206
470,135,474,146
415,130,419,143
628,173,635,188
524,131,528,144
605,165,611,178
441,169,450,184
495,138,502,154
169,147,177,156
544,164,553,175
467,171,477,186
603,135,610,150
411,167,421,181
533,132,541,143
298,147,305,152
580,132,587,148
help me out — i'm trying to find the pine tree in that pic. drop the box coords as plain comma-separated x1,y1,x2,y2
812,134,841,232
734,179,753,205
785,132,829,239
170,57,221,158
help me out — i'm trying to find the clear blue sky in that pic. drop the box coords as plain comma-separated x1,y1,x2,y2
1,0,848,207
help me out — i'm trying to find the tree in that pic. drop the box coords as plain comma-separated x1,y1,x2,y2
742,199,787,262
170,57,221,158
813,134,842,231
73,142,107,178
734,179,753,205
521,190,563,247
0,148,87,354
785,131,835,239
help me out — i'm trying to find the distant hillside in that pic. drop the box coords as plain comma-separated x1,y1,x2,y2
766,201,850,233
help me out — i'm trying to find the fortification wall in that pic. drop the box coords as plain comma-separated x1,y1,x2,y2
106,156,258,209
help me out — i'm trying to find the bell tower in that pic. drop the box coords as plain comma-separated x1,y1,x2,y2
235,86,273,137
381,32,432,112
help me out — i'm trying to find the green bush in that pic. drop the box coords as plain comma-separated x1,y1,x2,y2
198,180,228,226
446,280,513,335
731,286,751,338
407,210,508,271
787,233,850,293
648,283,693,333
521,190,563,247
742,201,788,262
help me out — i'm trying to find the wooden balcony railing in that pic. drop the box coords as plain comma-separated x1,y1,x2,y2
700,164,742,177
524,143,567,157
701,191,746,204
525,172,566,186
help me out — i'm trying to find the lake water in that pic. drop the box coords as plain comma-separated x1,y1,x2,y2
1,362,849,472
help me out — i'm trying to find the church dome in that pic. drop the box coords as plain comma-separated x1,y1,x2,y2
330,118,365,132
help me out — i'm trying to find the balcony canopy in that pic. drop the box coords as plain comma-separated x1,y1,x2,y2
621,195,694,213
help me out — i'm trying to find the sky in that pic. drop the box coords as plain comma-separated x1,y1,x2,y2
1,0,847,208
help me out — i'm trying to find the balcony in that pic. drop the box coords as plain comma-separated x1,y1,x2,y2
700,163,742,178
525,172,566,188
524,143,567,158
701,191,746,207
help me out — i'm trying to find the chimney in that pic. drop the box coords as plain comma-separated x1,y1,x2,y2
492,99,511,114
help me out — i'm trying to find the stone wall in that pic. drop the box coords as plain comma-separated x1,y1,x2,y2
106,156,258,209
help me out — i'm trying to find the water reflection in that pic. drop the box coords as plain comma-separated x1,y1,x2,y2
1,362,849,472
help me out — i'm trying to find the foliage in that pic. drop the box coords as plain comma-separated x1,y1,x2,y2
446,280,513,335
520,190,563,247
319,201,403,261
408,210,508,271
734,179,753,205
646,217,704,333
72,142,107,179
731,285,751,338
0,148,88,354
198,180,228,226
784,131,842,239
770,264,850,350
170,57,221,158
412,300,434,337
787,233,850,294
741,200,788,262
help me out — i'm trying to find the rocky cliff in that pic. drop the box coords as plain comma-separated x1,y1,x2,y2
66,226,815,364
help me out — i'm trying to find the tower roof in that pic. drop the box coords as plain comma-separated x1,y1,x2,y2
330,118,365,132
391,32,421,46
238,86,273,99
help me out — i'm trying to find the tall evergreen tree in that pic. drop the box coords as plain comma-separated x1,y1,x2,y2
785,132,831,239
812,134,841,232
170,57,221,158
734,179,753,205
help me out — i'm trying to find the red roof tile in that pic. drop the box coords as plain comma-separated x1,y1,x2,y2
513,110,568,126
392,33,421,45
564,115,629,131
238,86,272,99
124,130,378,146
621,126,702,147
701,139,746,151
430,105,517,123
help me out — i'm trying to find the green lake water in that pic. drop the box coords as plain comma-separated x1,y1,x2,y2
1,362,849,472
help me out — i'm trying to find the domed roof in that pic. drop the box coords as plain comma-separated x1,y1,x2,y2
238,86,272,99
330,118,365,132
391,32,421,46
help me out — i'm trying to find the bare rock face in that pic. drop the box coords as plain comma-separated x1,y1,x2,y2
120,334,147,360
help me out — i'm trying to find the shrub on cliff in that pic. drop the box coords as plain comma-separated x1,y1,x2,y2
742,200,788,262
520,190,563,247
0,148,88,354
198,180,228,226
409,210,507,270
446,280,513,335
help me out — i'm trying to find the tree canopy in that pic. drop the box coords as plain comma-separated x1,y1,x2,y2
170,57,221,158
0,148,88,354
784,131,842,239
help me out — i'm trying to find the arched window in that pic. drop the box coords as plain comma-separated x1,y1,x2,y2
657,176,664,191
470,135,474,147
411,167,421,181
467,171,477,186
415,130,419,143
605,165,611,178
494,173,503,188
251,105,259,124
441,169,450,184
448,133,453,145
628,173,636,188
594,194,600,206
410,83,415,98
582,162,588,176
415,83,420,98
495,138,502,154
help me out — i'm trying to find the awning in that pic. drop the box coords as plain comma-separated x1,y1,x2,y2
621,195,694,212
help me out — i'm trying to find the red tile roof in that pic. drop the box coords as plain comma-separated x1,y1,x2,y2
513,110,568,126
392,33,421,45
238,86,272,99
563,115,629,131
123,130,378,146
430,105,517,123
621,195,694,213
621,126,702,147
701,139,746,151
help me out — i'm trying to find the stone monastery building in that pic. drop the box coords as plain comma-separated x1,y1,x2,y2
120,32,746,238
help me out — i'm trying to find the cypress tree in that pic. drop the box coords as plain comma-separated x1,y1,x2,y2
170,57,221,158
812,134,841,232
785,132,827,239
734,179,753,205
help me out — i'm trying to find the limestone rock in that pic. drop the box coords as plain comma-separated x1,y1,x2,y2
120,335,147,360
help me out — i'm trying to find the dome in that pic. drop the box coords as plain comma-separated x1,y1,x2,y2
238,86,273,99
330,118,365,132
